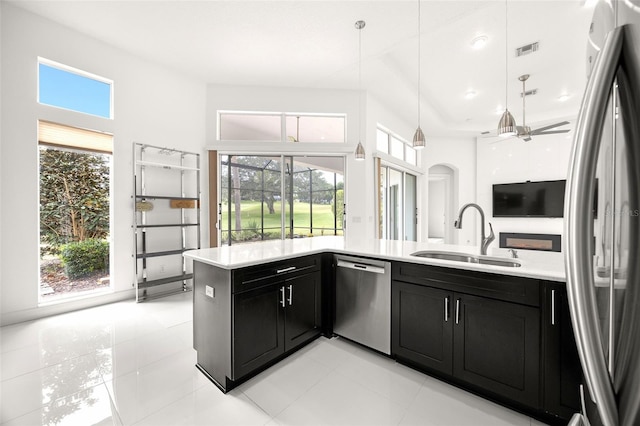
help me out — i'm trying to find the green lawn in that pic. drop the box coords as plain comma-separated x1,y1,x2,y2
221,200,342,234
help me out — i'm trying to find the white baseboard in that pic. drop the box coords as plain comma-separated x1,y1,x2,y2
1,289,136,326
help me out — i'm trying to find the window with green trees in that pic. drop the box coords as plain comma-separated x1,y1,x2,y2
38,121,112,300
220,155,344,245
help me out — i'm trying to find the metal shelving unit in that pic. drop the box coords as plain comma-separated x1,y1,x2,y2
133,143,201,302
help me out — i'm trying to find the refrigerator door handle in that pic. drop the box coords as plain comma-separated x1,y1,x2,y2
565,25,625,426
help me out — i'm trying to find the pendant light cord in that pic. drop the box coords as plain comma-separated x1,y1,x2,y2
505,0,508,110
359,23,362,144
417,0,421,127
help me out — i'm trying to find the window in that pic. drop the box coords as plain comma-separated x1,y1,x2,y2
376,128,389,153
218,111,346,143
38,121,113,302
285,115,345,143
219,155,344,245
391,136,405,159
219,113,282,141
38,59,112,119
376,126,418,166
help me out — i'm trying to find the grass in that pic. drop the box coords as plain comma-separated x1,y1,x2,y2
221,200,342,236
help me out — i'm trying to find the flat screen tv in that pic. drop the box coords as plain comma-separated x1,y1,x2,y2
492,179,566,218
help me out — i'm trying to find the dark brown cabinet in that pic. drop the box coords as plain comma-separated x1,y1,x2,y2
233,282,284,379
453,293,540,408
233,271,321,379
392,262,541,409
542,282,582,421
194,255,321,392
393,282,453,374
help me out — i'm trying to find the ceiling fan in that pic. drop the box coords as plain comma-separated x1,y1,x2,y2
482,74,571,141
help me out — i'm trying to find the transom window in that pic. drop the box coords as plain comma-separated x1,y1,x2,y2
218,111,346,143
38,58,113,119
376,126,417,166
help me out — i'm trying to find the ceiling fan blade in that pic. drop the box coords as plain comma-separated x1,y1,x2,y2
533,129,571,135
530,121,570,134
522,135,532,142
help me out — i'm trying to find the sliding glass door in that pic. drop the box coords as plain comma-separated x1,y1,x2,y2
378,162,417,241
220,155,344,245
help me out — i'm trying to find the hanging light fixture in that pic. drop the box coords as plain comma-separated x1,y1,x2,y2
497,0,517,137
354,20,366,161
412,0,426,149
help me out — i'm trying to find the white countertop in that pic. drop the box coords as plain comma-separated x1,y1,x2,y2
184,236,566,282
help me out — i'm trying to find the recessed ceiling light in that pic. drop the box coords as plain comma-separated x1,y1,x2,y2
471,35,488,49
465,90,477,99
557,94,570,102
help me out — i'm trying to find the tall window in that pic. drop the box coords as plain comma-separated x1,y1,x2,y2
376,126,419,241
38,121,113,301
37,59,113,302
219,155,344,245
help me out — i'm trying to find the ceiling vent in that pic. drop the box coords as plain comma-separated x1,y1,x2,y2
515,42,539,57
520,88,538,97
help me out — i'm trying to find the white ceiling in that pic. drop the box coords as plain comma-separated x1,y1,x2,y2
10,0,595,138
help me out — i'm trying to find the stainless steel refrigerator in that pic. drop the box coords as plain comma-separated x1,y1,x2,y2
565,1,640,425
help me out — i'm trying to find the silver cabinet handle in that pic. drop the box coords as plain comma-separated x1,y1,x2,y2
551,289,556,326
280,286,286,307
455,299,460,325
287,285,293,306
444,296,449,322
276,266,296,274
565,25,624,426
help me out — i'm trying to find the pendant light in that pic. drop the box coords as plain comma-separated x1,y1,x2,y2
497,0,517,137
354,20,366,161
412,0,426,149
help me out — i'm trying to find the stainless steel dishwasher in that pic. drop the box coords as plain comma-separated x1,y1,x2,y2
334,255,391,355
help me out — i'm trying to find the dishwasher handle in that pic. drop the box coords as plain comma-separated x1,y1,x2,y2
336,259,386,274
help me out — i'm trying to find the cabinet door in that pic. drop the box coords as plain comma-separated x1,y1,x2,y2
284,272,321,351
233,284,285,379
453,294,540,407
392,281,453,375
543,284,582,420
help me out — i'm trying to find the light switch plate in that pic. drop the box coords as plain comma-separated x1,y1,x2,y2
205,285,214,298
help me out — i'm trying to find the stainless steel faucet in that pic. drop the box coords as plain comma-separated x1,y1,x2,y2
454,203,495,255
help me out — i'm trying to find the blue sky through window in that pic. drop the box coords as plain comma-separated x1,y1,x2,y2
38,62,112,119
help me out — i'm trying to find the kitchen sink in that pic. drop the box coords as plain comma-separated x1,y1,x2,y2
410,250,521,268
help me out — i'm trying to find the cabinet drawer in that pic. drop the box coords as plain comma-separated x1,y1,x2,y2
393,261,540,307
232,255,321,293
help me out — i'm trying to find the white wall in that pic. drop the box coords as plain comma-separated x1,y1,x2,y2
476,124,574,249
0,4,207,325
423,137,477,247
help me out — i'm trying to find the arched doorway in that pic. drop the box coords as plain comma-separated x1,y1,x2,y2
428,164,457,244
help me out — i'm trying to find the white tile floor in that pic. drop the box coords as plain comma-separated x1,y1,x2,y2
0,292,550,425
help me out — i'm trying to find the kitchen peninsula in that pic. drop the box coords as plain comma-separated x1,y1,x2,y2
184,236,579,425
